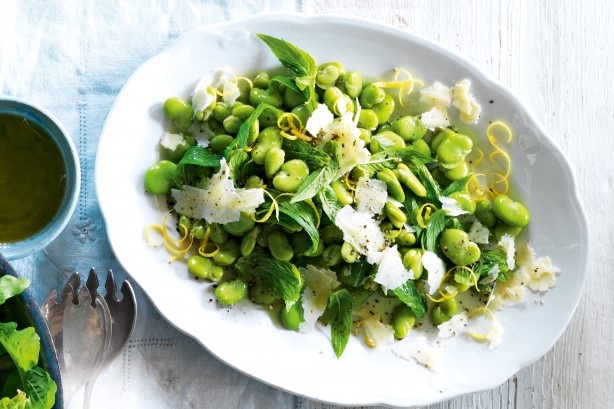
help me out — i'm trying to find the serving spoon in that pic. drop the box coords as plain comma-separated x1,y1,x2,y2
41,273,113,406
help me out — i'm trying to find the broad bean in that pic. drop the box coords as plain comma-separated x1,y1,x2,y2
357,109,379,131
449,191,476,214
359,84,385,108
212,239,240,266
331,179,353,205
371,93,395,124
475,199,497,228
264,147,285,178
493,194,530,227
431,298,458,326
215,279,248,306
144,160,177,195
385,201,407,229
280,300,305,331
272,159,310,193
343,71,363,98
249,88,283,108
391,305,416,339
402,249,423,279
252,127,284,165
223,213,256,237
439,228,481,266
187,255,224,281
377,168,405,202
341,241,360,263
391,115,427,142
240,226,260,256
396,163,427,197
209,134,234,154
268,230,294,261
162,97,193,131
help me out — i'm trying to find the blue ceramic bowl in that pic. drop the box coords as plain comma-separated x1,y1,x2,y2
0,97,80,260
0,254,63,408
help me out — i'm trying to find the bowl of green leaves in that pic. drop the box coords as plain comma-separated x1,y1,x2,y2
0,254,61,408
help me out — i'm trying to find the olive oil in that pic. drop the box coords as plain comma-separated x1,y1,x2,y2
0,113,66,243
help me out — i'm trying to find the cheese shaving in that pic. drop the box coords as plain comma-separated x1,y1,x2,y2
171,159,265,224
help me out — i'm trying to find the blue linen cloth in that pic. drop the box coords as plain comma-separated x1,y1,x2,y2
1,1,313,408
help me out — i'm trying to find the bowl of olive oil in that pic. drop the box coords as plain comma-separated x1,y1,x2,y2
0,98,80,259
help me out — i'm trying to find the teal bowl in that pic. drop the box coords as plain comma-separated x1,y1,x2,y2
0,254,63,408
0,97,80,260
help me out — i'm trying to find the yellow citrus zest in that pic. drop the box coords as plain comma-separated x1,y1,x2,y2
467,147,485,166
372,68,415,109
485,121,513,196
467,173,492,201
252,190,280,223
467,307,496,342
277,112,310,142
145,211,196,262
416,203,437,229
344,171,357,192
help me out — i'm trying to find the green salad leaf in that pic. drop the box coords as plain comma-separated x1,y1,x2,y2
22,366,57,409
0,277,56,409
0,276,29,306
327,289,353,358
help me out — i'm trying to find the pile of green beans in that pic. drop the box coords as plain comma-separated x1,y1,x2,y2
144,58,531,339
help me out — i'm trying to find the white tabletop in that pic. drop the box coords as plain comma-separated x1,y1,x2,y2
2,1,612,408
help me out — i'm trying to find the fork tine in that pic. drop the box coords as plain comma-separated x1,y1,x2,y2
120,280,135,304
85,268,99,307
66,273,80,304
104,269,118,302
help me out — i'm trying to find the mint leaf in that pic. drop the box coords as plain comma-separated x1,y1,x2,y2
0,276,29,305
256,34,317,93
421,209,447,252
282,139,331,170
454,268,476,286
386,146,437,166
441,175,472,197
234,255,303,303
224,103,280,156
318,185,343,221
291,160,338,203
341,259,373,287
354,152,396,177
393,281,427,319
278,199,320,253
474,249,510,281
410,158,441,204
226,150,250,185
177,146,221,168
327,289,353,358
